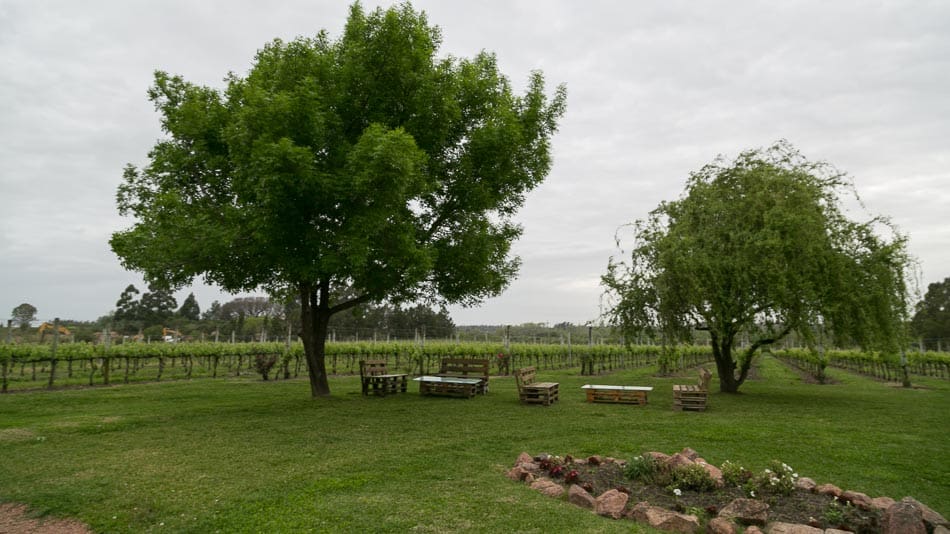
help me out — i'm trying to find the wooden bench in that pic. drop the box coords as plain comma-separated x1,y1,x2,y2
436,358,490,394
359,359,408,397
515,367,559,406
581,384,653,405
673,367,712,411
414,376,482,398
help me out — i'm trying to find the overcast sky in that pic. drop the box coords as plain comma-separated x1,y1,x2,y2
1,1,948,326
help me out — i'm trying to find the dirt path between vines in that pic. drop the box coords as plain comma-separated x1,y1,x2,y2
0,503,92,533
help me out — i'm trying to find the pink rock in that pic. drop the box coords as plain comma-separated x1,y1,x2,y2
841,490,873,510
794,477,816,491
871,496,896,512
826,529,853,534
707,517,737,534
515,452,533,466
718,498,769,526
567,484,595,509
594,488,628,519
679,447,699,460
587,455,602,465
815,483,842,498
523,472,535,484
653,511,700,533
529,478,564,498
744,527,764,534
902,497,948,531
666,452,694,470
766,523,822,534
626,501,651,520
627,502,698,533
506,466,527,481
520,461,540,472
698,461,725,487
883,498,925,534
645,451,670,463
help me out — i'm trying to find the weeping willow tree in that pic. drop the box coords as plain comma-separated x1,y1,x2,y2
603,141,912,393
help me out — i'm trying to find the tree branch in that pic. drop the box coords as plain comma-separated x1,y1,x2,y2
737,324,793,383
328,293,374,316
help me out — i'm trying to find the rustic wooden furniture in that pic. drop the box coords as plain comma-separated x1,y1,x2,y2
581,384,653,405
673,367,712,411
414,375,482,398
514,367,559,406
359,359,408,397
435,358,490,394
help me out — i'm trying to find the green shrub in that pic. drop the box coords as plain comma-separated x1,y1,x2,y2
721,460,752,487
752,460,798,496
669,463,717,492
624,454,663,484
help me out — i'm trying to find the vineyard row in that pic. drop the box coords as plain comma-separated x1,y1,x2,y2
0,341,715,393
773,348,950,383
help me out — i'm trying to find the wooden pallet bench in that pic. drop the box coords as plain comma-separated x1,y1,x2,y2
435,358,490,394
414,375,482,398
515,367,559,406
359,360,408,397
581,384,652,405
672,367,712,411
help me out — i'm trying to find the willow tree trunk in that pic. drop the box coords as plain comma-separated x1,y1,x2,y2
711,332,742,393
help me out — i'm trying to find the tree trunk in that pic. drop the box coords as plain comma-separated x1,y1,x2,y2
711,331,742,393
300,283,332,397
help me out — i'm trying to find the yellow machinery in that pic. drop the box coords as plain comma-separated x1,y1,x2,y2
162,327,183,342
38,322,70,342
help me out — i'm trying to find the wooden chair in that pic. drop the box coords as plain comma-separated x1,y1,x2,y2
436,358,490,394
359,359,407,396
515,367,559,406
673,367,712,411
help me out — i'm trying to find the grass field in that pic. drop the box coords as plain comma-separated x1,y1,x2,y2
0,356,947,533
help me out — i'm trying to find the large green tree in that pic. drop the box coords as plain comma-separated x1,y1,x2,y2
911,277,950,350
111,3,566,396
177,292,201,321
113,284,143,334
602,141,911,393
11,303,37,329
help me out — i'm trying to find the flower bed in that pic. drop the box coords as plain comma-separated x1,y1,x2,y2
506,449,947,533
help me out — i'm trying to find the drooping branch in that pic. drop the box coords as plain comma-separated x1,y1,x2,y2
736,324,793,384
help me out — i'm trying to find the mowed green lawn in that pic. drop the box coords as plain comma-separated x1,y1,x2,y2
0,357,947,533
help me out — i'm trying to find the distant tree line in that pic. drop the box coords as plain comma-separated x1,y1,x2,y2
8,275,950,348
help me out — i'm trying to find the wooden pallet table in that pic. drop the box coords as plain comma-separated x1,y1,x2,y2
414,376,482,398
582,384,653,405
672,384,708,411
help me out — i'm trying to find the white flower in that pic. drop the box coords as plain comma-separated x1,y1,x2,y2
793,473,799,478
750,490,756,497
673,488,682,497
